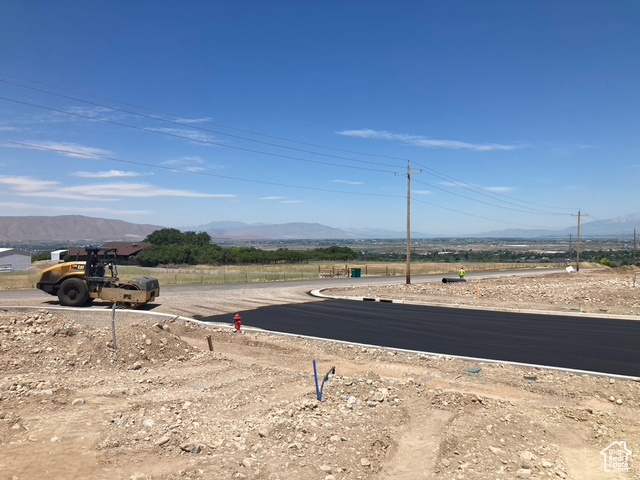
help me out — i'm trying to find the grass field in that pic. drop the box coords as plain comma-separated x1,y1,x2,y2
0,261,571,290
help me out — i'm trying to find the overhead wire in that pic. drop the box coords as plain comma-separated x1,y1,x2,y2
2,139,405,200
0,95,397,174
412,197,565,230
413,177,569,216
0,73,584,230
412,159,576,212
0,93,574,229
0,71,410,161
0,75,407,167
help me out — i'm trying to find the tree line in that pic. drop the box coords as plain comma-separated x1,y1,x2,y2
33,227,638,267
135,229,358,266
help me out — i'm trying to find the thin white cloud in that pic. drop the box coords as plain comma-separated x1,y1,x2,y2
65,106,115,119
146,128,217,145
332,179,364,185
11,105,129,126
18,191,121,202
0,199,149,215
64,207,152,216
440,181,466,188
61,183,236,199
259,196,303,204
440,181,516,193
0,202,150,215
175,117,213,125
414,190,433,196
0,175,59,192
484,186,516,193
7,140,112,159
162,156,221,173
551,143,601,155
337,129,522,152
74,170,143,179
163,156,206,166
0,175,234,202
0,201,38,209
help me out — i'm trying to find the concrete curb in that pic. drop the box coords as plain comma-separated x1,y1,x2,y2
309,288,640,321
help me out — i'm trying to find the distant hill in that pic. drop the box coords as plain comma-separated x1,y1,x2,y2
1,212,637,245
190,214,640,240
0,215,163,244
185,221,436,240
478,213,640,238
560,213,640,237
188,221,359,240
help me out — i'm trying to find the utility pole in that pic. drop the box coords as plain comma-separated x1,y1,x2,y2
634,228,637,265
406,164,412,284
396,163,422,284
576,210,582,272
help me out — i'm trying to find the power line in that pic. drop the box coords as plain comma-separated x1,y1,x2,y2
0,95,397,174
3,139,405,200
0,95,571,228
412,160,576,212
0,73,584,229
412,197,560,230
413,178,568,216
0,74,580,215
0,74,408,166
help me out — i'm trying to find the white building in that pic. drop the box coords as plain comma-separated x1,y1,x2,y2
0,248,32,272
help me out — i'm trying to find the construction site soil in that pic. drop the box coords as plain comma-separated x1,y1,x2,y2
1,267,639,479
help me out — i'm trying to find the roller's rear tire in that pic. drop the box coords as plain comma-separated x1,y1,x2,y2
58,278,89,307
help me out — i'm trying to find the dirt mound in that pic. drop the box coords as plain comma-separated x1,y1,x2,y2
0,310,200,375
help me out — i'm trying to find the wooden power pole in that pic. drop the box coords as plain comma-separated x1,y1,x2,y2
406,164,412,284
576,210,582,272
396,163,422,285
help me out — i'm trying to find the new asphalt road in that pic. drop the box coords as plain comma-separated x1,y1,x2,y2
203,299,640,377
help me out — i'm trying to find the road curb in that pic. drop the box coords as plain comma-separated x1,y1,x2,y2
309,288,640,321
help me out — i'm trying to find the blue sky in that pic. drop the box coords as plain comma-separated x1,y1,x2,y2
1,1,638,236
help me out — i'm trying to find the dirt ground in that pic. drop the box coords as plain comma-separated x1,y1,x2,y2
1,268,639,479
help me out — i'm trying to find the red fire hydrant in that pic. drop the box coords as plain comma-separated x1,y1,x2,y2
233,313,243,333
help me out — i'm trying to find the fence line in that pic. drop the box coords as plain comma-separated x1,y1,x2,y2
15,261,568,289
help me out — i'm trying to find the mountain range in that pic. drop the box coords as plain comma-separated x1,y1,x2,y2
0,215,162,244
0,213,638,245
476,213,640,238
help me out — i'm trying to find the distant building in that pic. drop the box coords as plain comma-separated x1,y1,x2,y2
68,243,150,261
0,248,32,272
51,249,69,262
